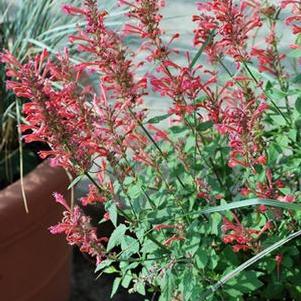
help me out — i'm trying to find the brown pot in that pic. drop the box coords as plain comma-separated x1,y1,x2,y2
0,161,71,301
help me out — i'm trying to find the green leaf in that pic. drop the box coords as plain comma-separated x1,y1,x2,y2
276,135,289,148
121,272,132,288
197,120,214,132
295,118,301,129
266,88,288,101
267,143,282,164
147,206,176,223
147,114,170,124
184,220,201,256
120,236,140,258
288,49,301,58
133,197,142,213
111,277,122,298
128,184,141,199
67,174,83,190
224,288,243,298
265,80,273,90
170,125,187,134
295,97,301,114
105,201,118,227
135,224,147,242
120,261,139,273
184,233,201,256
95,259,114,273
160,271,176,301
184,136,195,152
190,30,215,69
238,271,263,292
194,96,207,104
136,282,146,296
292,74,301,84
103,266,118,274
141,239,159,254
208,249,219,270
209,213,221,235
107,224,127,251
270,114,287,127
195,249,208,269
123,176,134,185
182,269,194,300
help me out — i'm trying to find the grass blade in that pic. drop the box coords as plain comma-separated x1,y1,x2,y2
189,30,215,69
182,198,301,218
200,229,301,300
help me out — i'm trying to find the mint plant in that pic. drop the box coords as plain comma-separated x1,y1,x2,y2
2,0,301,300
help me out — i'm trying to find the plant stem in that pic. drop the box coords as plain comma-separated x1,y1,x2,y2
128,108,186,190
242,61,291,126
15,99,29,213
85,169,170,253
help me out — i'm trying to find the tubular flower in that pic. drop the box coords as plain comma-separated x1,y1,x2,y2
65,0,147,107
255,169,295,203
119,0,165,40
119,0,173,63
215,84,268,169
1,0,299,287
251,22,286,78
222,216,272,252
281,1,301,35
80,184,107,206
49,193,108,265
1,49,110,171
240,169,296,213
193,0,262,62
120,0,215,122
2,1,155,172
63,1,159,168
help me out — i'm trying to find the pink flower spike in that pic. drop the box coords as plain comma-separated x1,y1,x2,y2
49,223,68,234
153,224,175,231
53,192,70,210
62,4,87,15
257,155,267,165
278,195,296,203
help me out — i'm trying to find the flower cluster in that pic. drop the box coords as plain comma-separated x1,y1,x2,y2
222,215,272,252
215,83,268,169
49,193,107,264
120,0,215,120
119,0,165,41
0,49,108,172
251,25,286,76
281,0,301,35
193,0,262,62
80,184,107,206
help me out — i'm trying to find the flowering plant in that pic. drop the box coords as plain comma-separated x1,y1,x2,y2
3,0,301,300
0,0,81,199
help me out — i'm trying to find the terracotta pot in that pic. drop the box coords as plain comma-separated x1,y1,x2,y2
0,161,71,301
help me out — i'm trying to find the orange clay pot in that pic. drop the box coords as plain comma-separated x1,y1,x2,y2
0,161,71,301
